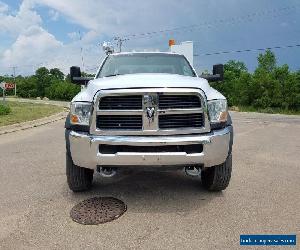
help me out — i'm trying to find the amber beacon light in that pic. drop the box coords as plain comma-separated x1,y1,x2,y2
169,39,176,47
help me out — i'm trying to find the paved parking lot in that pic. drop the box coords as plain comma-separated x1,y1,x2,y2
0,112,299,249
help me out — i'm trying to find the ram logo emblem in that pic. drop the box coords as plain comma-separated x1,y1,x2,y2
146,107,155,119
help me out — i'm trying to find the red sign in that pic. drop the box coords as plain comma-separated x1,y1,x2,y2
5,83,15,89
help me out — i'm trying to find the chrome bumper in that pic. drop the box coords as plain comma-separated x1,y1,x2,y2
68,126,232,170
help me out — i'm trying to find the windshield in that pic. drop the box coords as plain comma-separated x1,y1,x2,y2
97,53,196,78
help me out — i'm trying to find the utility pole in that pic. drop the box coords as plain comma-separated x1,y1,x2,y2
12,66,17,96
0,82,5,103
114,37,128,52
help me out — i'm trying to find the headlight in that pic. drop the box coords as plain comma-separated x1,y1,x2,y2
207,99,228,128
70,102,92,126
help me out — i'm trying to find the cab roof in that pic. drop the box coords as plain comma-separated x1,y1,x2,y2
111,51,183,56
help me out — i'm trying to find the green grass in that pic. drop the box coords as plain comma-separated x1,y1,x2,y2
0,101,64,127
231,106,300,115
0,104,11,115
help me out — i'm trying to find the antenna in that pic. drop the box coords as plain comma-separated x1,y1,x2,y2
78,31,85,72
113,37,128,52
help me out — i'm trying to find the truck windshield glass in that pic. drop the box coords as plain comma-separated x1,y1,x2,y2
97,54,196,78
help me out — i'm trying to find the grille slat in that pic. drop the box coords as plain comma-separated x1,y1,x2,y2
99,95,142,110
97,115,142,130
159,95,201,109
159,113,204,129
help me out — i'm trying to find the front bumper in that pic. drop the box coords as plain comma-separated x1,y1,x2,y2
67,126,232,170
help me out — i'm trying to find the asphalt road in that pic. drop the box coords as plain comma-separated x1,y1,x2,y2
0,112,299,250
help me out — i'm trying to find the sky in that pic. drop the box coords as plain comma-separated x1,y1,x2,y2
0,0,299,76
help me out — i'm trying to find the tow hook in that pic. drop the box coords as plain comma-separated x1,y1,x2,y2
97,167,117,178
184,166,201,176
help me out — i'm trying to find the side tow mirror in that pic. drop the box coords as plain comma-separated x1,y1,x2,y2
70,66,81,84
200,64,224,82
70,66,93,85
213,64,224,81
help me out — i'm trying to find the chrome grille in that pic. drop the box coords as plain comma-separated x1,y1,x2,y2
92,89,209,135
99,95,142,110
97,115,142,130
159,95,201,109
159,113,204,129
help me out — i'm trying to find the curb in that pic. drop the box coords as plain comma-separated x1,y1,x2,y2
0,111,68,135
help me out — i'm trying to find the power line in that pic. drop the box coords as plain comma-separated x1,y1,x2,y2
120,5,297,41
194,43,300,57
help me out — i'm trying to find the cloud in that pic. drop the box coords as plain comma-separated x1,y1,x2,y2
2,26,62,66
0,0,66,74
67,31,79,40
0,0,109,75
0,1,9,13
1,0,300,75
32,0,209,42
48,9,59,21
280,22,288,27
0,0,42,37
1,0,231,74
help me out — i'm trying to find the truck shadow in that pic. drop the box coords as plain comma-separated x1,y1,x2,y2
68,170,223,213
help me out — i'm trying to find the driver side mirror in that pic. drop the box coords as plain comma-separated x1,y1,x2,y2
70,66,93,85
70,66,81,83
213,64,224,81
200,64,224,82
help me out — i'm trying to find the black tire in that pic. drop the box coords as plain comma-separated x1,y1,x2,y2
66,153,94,192
201,154,232,191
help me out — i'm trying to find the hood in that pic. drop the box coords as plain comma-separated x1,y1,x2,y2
72,73,225,102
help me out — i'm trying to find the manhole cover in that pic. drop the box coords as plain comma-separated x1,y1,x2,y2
70,197,127,225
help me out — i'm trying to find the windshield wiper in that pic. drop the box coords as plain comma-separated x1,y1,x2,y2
104,73,123,77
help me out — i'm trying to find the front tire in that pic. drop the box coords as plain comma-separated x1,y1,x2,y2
66,153,94,192
201,154,232,191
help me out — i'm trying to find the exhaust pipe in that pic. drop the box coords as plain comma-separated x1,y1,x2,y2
97,167,117,178
184,166,201,177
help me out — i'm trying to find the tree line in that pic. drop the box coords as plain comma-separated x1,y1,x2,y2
1,50,299,112
211,50,300,112
0,67,84,101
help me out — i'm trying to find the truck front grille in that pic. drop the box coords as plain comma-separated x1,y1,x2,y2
159,95,201,109
94,90,208,135
159,113,204,129
97,115,142,130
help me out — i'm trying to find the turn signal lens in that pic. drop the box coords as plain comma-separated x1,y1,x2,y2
207,99,228,124
71,114,79,123
70,102,92,126
219,111,228,122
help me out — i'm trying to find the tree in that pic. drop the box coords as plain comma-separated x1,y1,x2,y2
224,60,247,77
50,68,64,81
211,60,250,106
35,67,51,97
257,49,276,73
274,64,289,109
252,50,282,108
17,76,38,98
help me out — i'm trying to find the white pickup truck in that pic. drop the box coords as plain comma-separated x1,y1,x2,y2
65,52,233,192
